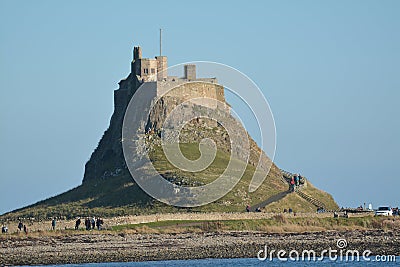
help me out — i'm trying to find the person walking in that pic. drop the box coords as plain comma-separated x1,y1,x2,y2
295,175,299,186
18,221,23,232
290,177,295,192
85,218,90,230
75,218,81,230
91,217,96,229
51,218,56,230
96,218,103,230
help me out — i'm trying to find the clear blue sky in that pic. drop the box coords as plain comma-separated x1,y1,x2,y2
1,1,399,214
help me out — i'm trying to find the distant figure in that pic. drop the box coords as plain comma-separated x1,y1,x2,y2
246,205,251,212
96,218,103,230
283,208,287,213
394,207,399,216
75,218,81,230
255,207,261,212
290,177,295,192
51,218,56,230
18,221,23,232
393,207,399,216
23,224,28,235
288,208,293,213
85,218,90,230
334,212,339,218
1,225,8,233
295,175,299,186
91,217,96,229
298,174,303,184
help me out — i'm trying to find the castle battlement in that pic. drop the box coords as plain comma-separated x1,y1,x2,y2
114,46,228,113
130,46,168,82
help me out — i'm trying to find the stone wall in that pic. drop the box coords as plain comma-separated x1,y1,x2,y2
184,64,196,80
157,81,227,110
139,59,158,81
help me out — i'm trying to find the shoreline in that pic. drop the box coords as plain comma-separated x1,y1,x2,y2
1,229,399,265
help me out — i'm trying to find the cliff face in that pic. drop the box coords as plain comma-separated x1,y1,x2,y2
82,73,139,183
82,100,125,184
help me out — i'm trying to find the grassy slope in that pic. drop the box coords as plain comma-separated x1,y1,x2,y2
0,143,337,220
264,181,338,213
109,216,399,234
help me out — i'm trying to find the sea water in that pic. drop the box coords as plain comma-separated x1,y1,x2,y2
24,257,399,267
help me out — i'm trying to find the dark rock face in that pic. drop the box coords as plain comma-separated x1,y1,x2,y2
82,100,125,184
82,74,140,184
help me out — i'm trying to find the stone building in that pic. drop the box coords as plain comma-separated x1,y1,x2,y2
114,45,228,114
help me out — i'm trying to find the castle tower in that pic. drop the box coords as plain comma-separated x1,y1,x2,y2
133,46,142,60
131,45,168,82
131,46,141,76
156,56,167,81
184,64,196,80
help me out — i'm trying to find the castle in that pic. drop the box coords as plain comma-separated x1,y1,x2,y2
114,46,227,113
83,46,229,183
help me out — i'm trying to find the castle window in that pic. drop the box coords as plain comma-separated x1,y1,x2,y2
151,68,155,74
143,68,149,74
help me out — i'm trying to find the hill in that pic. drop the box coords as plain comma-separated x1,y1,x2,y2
0,46,338,220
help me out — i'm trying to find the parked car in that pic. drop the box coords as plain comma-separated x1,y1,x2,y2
375,206,393,216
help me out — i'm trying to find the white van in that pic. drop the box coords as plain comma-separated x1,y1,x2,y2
375,206,393,216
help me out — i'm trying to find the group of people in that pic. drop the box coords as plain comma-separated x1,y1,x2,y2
18,220,28,234
0,216,105,235
75,217,104,230
0,219,30,234
290,174,303,191
1,225,8,233
245,205,262,212
283,208,293,213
